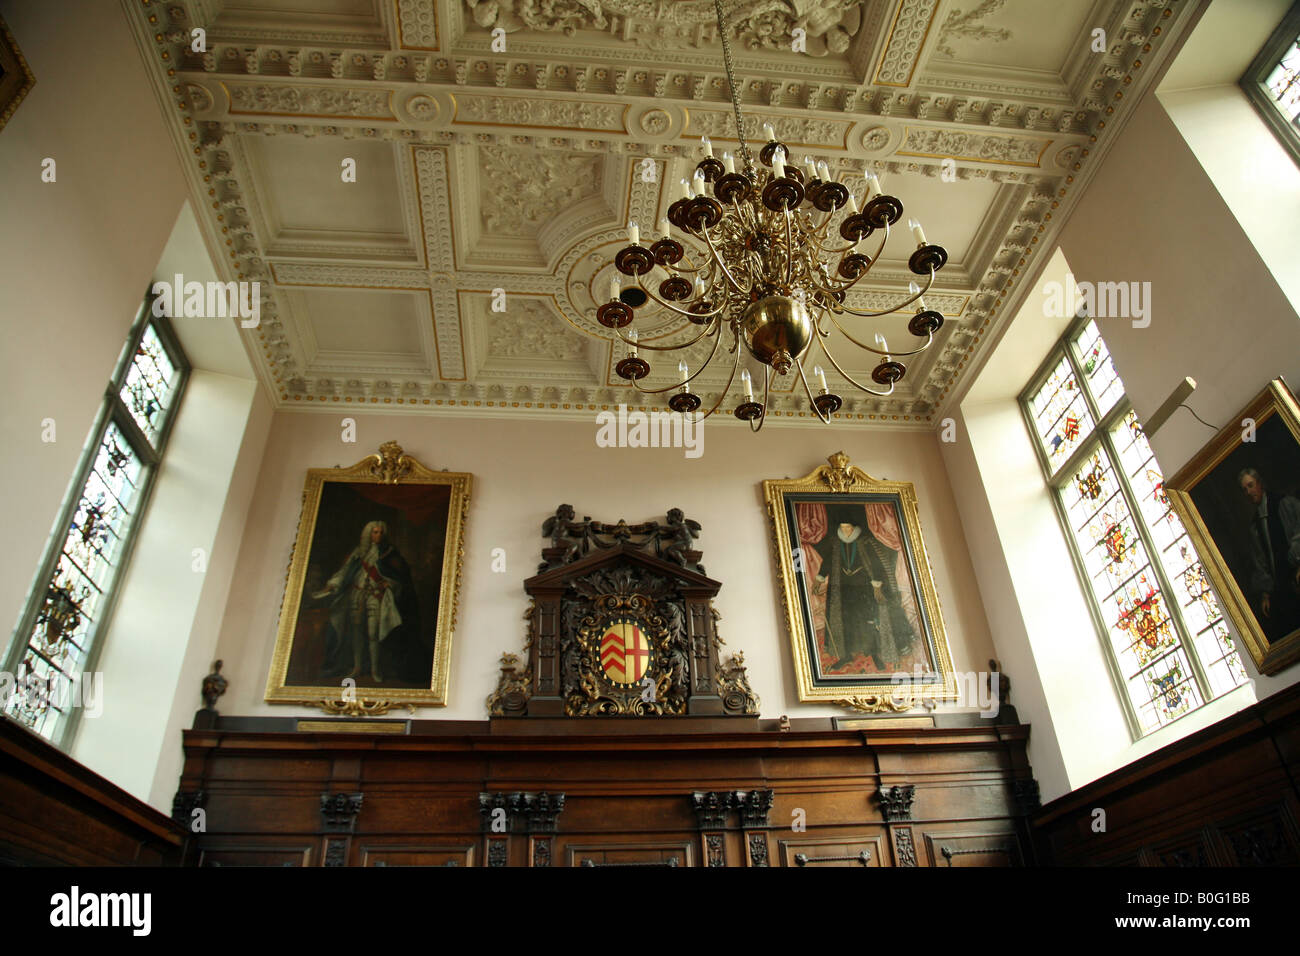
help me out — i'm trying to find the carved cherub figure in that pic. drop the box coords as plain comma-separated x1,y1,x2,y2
662,508,702,570
542,503,576,550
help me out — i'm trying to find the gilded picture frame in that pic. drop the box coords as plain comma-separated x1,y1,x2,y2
763,452,957,711
265,441,472,714
1167,379,1300,676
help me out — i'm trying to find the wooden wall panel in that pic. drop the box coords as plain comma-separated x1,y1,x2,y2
174,719,1037,867
1032,683,1300,866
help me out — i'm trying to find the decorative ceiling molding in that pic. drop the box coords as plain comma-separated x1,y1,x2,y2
124,0,1202,429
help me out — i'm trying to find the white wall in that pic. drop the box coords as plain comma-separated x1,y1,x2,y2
0,0,188,638
210,413,999,724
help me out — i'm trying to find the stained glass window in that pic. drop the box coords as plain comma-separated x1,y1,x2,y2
1242,5,1300,166
4,299,187,745
1022,318,1248,736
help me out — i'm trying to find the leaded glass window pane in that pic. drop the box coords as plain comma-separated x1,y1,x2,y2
7,308,187,745
1022,315,1250,739
119,323,179,446
1072,320,1124,417
1266,35,1300,124
1028,355,1094,473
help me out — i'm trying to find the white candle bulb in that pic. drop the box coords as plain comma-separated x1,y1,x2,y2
865,172,881,198
773,146,787,172
846,191,859,213
628,220,640,245
693,169,706,193
609,277,621,302
680,178,691,200
741,368,754,401
723,151,736,174
804,155,818,177
658,217,670,238
875,332,890,359
678,359,689,388
814,364,828,394
693,274,705,297
701,135,713,158
908,217,927,246
909,280,928,311
817,160,831,181
629,328,638,357
763,123,776,142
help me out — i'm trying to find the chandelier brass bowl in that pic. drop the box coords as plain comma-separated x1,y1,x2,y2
597,0,949,432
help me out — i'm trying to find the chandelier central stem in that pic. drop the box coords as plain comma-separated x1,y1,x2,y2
713,0,756,181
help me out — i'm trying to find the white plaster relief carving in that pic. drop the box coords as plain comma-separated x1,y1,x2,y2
934,0,1012,59
228,84,394,118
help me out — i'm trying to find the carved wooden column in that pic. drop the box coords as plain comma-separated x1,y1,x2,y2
521,791,565,867
319,793,363,867
738,789,774,867
877,784,916,867
527,591,565,716
479,792,514,866
691,791,733,867
684,593,724,714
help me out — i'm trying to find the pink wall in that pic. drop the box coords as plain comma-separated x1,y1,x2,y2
212,411,997,721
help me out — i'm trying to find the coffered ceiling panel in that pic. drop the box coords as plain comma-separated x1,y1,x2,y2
128,0,1204,427
248,137,419,261
930,0,1100,73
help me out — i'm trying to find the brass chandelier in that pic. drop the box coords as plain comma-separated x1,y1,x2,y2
598,0,948,431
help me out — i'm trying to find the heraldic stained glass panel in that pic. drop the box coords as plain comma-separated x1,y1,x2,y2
1110,410,1249,701
5,310,181,741
1025,314,1250,737
6,422,146,738
119,323,179,447
1072,320,1124,418
1028,353,1094,473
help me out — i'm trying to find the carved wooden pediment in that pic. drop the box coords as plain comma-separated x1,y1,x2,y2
489,508,756,719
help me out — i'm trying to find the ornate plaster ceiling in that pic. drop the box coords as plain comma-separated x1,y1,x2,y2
126,0,1201,427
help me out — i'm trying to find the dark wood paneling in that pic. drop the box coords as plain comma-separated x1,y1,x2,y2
175,721,1036,866
0,719,185,866
1032,682,1300,866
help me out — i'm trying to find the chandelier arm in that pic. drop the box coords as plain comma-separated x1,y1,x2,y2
632,270,729,322
830,265,937,318
795,359,833,425
629,322,725,394
611,315,718,352
814,323,896,398
699,219,751,296
712,0,755,180
690,333,743,423
821,309,935,357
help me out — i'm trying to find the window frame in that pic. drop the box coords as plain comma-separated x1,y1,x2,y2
1017,312,1229,740
3,291,190,748
1240,0,1300,167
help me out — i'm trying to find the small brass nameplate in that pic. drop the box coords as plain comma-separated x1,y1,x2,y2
836,716,935,730
297,720,408,734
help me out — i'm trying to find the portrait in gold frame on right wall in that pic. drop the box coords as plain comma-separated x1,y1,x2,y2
1168,379,1300,676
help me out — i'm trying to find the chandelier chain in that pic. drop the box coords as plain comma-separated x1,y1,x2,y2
713,0,756,180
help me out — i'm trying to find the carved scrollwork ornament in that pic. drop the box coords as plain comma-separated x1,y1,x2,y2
834,695,912,714
365,440,415,484
716,651,760,715
312,697,415,717
487,652,532,716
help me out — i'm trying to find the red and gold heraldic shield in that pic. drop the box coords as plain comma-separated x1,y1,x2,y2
599,620,652,685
